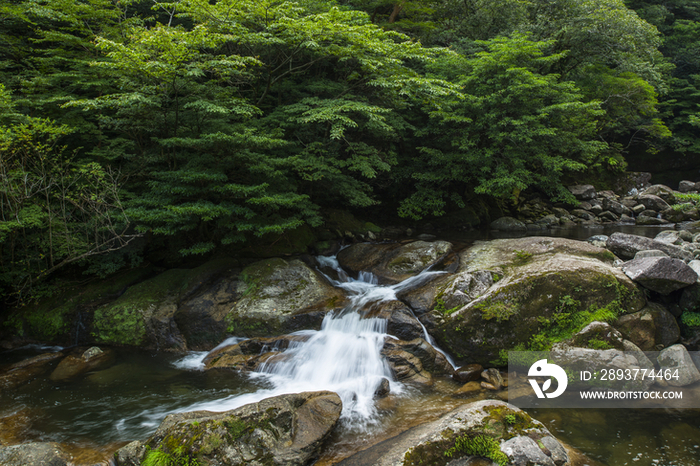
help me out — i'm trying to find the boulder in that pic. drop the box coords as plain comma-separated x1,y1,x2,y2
437,271,494,311
337,241,454,283
49,347,114,381
427,237,644,364
657,344,700,386
336,400,569,466
605,233,693,261
454,364,484,383
395,273,451,315
679,180,696,193
381,337,454,386
203,334,310,370
571,209,595,221
0,442,71,466
568,185,597,200
586,235,608,248
636,215,669,226
598,211,619,222
638,194,671,212
615,303,680,350
622,257,697,295
655,230,685,245
116,391,342,466
641,185,677,204
225,258,346,337
489,216,527,231
603,198,632,216
367,300,425,341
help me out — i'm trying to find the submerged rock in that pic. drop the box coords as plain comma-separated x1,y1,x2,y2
49,347,114,381
0,352,64,391
115,391,342,466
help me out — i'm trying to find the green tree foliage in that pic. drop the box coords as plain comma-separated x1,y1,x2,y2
400,35,607,218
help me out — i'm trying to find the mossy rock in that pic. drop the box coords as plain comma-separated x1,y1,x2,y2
429,237,645,365
225,258,346,338
3,266,155,344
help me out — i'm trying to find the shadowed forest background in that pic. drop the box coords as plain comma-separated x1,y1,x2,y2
1,0,699,305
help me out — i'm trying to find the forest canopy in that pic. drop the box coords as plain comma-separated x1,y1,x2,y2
1,0,698,301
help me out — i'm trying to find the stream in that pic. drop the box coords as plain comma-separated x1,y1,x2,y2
1,225,699,465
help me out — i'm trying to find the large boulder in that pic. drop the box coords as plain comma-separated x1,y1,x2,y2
381,337,454,386
640,184,677,204
225,258,346,338
116,391,342,466
637,194,671,212
427,237,645,364
621,257,697,295
605,233,693,261
337,241,454,283
367,300,425,341
337,400,572,466
489,216,527,231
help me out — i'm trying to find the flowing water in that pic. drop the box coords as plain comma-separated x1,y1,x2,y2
1,226,699,465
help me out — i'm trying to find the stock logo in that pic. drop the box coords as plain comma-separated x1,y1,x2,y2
528,359,568,399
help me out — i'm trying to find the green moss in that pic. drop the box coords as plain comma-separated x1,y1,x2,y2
681,312,700,328
365,222,382,233
142,447,200,466
434,298,461,316
587,338,613,350
444,434,508,466
476,300,518,322
224,417,248,441
513,249,533,265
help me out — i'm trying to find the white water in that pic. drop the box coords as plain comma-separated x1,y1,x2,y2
173,254,454,428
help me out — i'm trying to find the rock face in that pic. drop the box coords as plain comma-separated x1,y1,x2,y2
337,241,454,283
622,257,697,295
0,442,71,466
427,237,645,364
225,258,346,338
606,232,693,261
337,400,570,466
115,391,342,466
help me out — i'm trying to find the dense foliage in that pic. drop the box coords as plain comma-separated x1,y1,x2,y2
0,0,697,301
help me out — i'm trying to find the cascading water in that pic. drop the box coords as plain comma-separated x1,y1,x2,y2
176,254,451,428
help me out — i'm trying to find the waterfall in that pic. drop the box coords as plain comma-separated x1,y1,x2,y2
177,254,453,428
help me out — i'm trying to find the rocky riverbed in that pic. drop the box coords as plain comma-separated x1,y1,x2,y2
3,225,700,465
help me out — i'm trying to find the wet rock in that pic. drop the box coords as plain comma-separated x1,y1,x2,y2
49,347,115,381
454,381,483,397
429,237,644,365
203,334,310,370
117,391,342,466
0,408,36,446
395,273,451,315
337,241,454,283
606,232,693,261
454,364,483,383
615,303,680,350
0,352,64,390
0,442,71,466
382,337,454,386
336,400,568,466
657,344,700,386
489,216,526,231
568,185,596,200
226,258,346,338
380,344,432,386
480,368,504,389
368,300,424,341
374,377,391,398
622,257,697,295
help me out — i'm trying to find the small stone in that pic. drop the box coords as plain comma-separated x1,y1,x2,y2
679,180,696,193
481,368,504,389
374,377,390,398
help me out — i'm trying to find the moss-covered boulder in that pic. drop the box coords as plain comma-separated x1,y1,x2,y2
91,258,245,349
225,258,346,338
426,237,645,365
336,400,576,466
1,267,156,346
115,391,342,466
337,241,454,284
